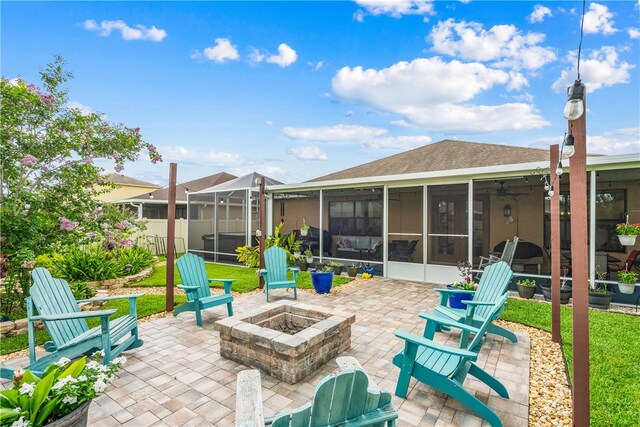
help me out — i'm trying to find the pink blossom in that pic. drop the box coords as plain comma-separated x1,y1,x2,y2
150,153,163,164
114,165,124,173
39,93,55,106
26,84,38,94
92,177,105,185
21,261,36,269
115,220,131,230
86,231,99,238
82,157,93,164
20,155,38,166
119,238,134,249
112,153,122,160
133,128,140,134
58,216,78,231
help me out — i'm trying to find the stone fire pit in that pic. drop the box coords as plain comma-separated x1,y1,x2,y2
214,302,355,384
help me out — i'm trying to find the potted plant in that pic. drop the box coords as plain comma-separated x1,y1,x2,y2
329,261,344,275
298,259,309,272
589,269,613,309
347,264,359,277
446,261,477,309
0,351,125,427
304,249,314,264
516,278,537,299
300,218,310,237
617,269,638,294
310,266,333,294
615,222,640,246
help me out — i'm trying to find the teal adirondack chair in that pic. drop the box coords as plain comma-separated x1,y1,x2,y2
0,268,143,380
260,246,299,302
393,292,511,427
434,260,517,343
236,356,398,427
174,253,234,326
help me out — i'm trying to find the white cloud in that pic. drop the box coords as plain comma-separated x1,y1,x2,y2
354,0,435,19
528,128,640,155
83,19,166,42
161,146,248,167
364,135,431,150
192,38,240,63
428,19,556,70
552,46,635,93
282,124,387,142
66,101,94,116
308,60,324,71
583,3,618,35
266,43,298,67
528,5,552,23
287,146,328,160
265,120,274,126
248,46,266,65
628,28,640,39
332,58,548,133
391,119,411,127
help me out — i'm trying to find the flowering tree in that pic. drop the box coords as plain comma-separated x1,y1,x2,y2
0,56,162,315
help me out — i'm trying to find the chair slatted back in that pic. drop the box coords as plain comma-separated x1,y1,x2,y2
467,292,510,352
31,268,89,347
473,261,513,319
271,369,392,426
264,247,289,283
500,237,519,266
176,253,212,300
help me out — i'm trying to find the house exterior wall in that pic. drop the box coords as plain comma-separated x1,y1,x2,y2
97,184,159,202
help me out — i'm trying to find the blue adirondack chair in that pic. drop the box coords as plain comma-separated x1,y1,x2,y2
236,356,398,426
0,268,143,380
174,253,234,326
393,292,512,427
434,260,517,343
260,246,299,302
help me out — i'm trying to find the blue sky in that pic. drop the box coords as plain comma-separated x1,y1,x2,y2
2,1,639,185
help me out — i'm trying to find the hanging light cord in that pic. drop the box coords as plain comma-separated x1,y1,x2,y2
576,0,586,80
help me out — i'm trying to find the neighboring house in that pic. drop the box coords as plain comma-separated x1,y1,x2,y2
261,139,640,302
109,172,237,252
97,173,160,203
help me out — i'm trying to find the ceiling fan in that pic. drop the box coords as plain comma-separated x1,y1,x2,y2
496,181,528,198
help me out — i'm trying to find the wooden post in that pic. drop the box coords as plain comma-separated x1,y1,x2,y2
550,145,561,343
166,163,177,312
258,176,266,289
569,95,590,425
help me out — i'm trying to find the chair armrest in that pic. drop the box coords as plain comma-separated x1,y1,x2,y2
417,312,481,334
76,293,144,303
394,330,477,359
464,300,495,306
30,309,118,322
435,288,476,295
287,267,300,272
236,370,265,426
177,285,199,290
209,278,234,294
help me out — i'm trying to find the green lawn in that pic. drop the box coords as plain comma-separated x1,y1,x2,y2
502,299,640,426
133,262,353,292
0,295,187,355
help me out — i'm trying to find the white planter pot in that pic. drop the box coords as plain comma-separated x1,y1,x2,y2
618,235,637,246
306,257,314,263
293,252,301,259
300,229,309,236
618,283,636,294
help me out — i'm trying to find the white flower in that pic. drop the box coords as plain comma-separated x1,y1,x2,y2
97,374,108,383
93,350,105,358
86,361,101,370
52,376,75,390
12,408,20,413
93,379,107,393
77,375,87,382
11,416,29,427
112,356,126,365
62,395,77,405
54,357,71,367
19,382,35,397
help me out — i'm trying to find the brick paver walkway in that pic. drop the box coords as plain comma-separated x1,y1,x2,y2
3,278,530,426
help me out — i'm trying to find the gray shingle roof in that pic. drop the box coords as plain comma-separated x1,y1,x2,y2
309,139,551,182
106,173,160,188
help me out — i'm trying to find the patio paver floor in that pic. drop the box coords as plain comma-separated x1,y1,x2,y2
2,278,530,426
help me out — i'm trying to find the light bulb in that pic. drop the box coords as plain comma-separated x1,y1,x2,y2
556,162,563,176
563,134,575,158
563,80,585,121
548,186,554,197
544,183,550,191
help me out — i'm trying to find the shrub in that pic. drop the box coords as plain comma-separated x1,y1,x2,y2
53,246,120,282
115,247,154,275
69,281,96,300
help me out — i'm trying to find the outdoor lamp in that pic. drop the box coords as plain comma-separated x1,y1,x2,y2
563,80,585,121
556,162,563,176
503,205,512,218
548,186,555,197
564,134,575,158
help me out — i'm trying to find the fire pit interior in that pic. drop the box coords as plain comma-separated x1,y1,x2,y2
214,303,355,384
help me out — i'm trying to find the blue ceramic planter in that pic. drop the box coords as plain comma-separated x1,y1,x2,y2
311,270,334,294
446,284,474,309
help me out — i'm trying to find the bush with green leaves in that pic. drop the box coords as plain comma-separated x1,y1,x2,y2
235,221,301,268
115,246,154,275
52,246,120,282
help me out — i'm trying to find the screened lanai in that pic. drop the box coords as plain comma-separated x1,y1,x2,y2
187,172,282,263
